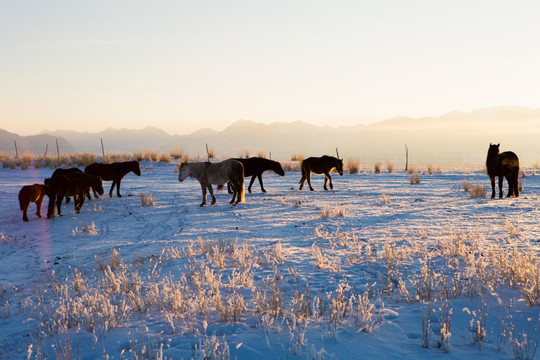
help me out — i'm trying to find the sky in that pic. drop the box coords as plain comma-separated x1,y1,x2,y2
1,0,540,136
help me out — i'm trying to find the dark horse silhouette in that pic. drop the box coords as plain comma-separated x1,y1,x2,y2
85,160,141,198
299,155,343,191
52,167,92,202
45,172,104,218
486,143,520,198
227,157,285,193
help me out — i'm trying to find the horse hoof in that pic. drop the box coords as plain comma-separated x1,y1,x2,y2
23,218,29,222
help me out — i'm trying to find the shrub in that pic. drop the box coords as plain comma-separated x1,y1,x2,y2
410,171,421,184
291,154,305,162
346,158,360,174
463,181,487,197
374,162,381,174
387,163,394,173
159,153,171,163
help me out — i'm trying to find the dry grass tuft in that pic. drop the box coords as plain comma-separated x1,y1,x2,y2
140,194,155,206
463,181,487,197
159,153,171,163
239,150,250,158
386,163,394,173
410,171,421,185
346,158,360,174
291,154,305,162
319,205,348,218
374,162,382,174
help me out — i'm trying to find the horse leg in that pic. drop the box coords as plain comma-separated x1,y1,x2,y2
514,173,520,197
36,196,43,218
47,193,56,219
227,181,233,194
498,176,504,198
325,172,333,190
208,185,216,205
248,175,257,193
299,173,306,190
116,179,122,197
21,201,29,222
306,172,314,191
257,174,266,193
230,185,237,204
109,180,116,197
490,177,496,199
200,183,207,206
57,194,64,216
76,192,86,212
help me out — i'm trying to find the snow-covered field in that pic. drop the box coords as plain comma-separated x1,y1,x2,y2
0,162,539,359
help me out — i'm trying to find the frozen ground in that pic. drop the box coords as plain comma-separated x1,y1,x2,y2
0,162,538,359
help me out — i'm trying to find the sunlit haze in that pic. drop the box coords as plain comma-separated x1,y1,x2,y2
2,1,540,135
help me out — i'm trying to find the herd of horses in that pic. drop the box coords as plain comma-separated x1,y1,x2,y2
18,144,520,222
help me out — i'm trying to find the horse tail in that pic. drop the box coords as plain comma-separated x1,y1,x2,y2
299,160,306,184
236,162,245,203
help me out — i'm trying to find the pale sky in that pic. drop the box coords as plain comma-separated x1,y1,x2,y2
1,0,540,136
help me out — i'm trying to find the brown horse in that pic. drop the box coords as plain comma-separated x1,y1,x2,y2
178,160,245,206
299,155,343,191
228,157,285,193
85,160,141,198
486,143,520,198
18,184,46,222
45,173,104,218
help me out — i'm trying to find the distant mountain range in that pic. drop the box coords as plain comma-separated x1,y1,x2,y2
2,106,540,166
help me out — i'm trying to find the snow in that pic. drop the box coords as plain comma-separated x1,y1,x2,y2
0,162,538,359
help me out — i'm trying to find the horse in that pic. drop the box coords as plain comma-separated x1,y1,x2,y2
227,157,285,193
18,184,46,222
52,167,92,202
178,160,245,206
299,155,343,191
85,160,141,198
45,172,104,218
486,143,520,198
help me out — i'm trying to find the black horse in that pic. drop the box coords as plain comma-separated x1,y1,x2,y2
227,157,285,193
299,155,343,191
85,160,141,198
52,167,92,202
45,172,104,218
486,143,520,198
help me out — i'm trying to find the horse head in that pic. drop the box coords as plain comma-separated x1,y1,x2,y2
178,163,190,182
132,161,142,176
336,158,344,176
273,161,285,176
92,176,105,196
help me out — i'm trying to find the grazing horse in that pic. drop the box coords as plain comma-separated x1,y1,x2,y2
45,173,104,218
486,143,520,198
227,157,285,193
85,160,141,198
299,155,343,191
18,184,46,222
178,160,245,206
52,167,92,202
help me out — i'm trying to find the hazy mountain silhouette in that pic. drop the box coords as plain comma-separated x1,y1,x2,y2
3,106,539,165
0,129,75,155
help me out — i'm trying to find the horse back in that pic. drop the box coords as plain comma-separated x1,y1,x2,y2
302,156,332,174
498,151,519,173
19,184,45,207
